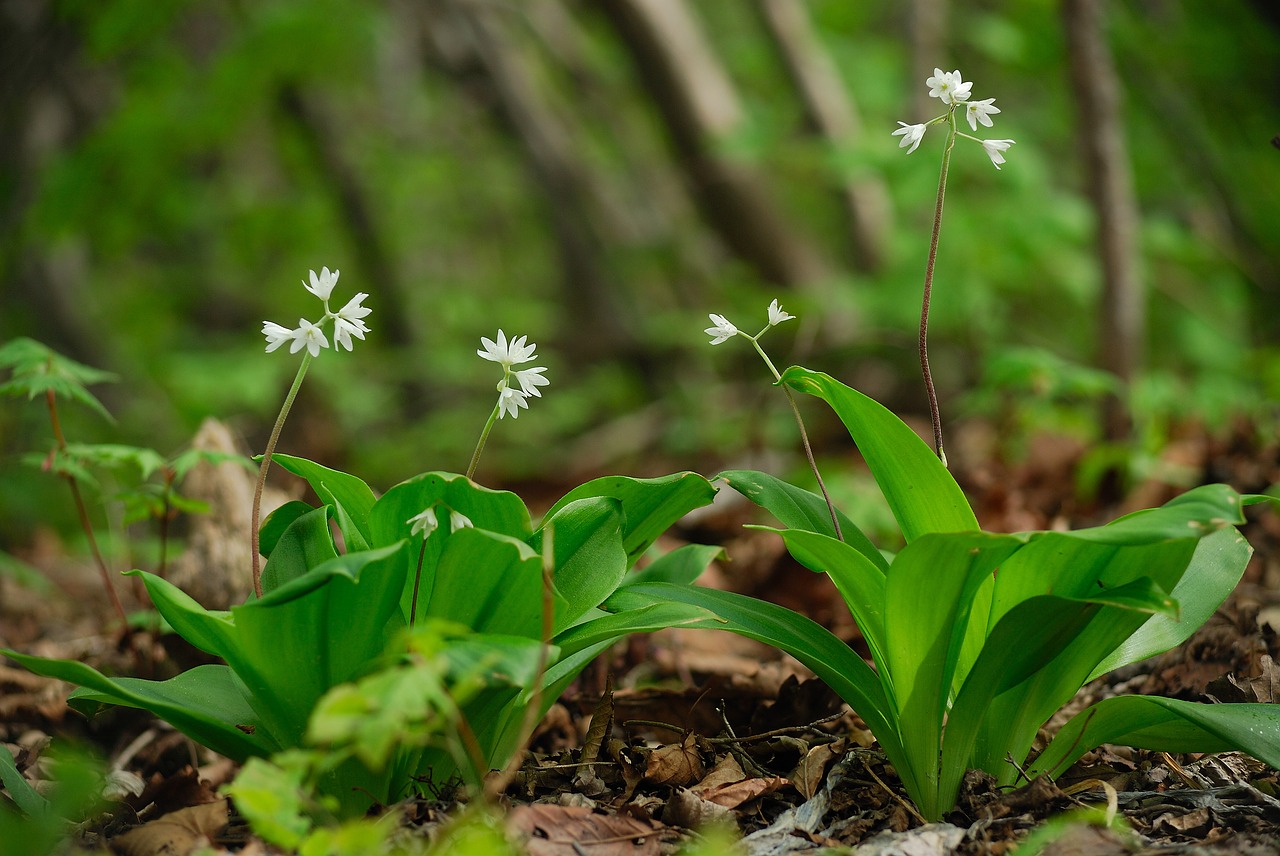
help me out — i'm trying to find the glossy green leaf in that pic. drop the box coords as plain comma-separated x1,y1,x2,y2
553,601,725,658
881,532,1021,810
541,473,717,564
604,582,910,796
272,454,378,551
780,367,978,541
623,544,724,588
426,528,547,639
1027,697,1280,781
1090,528,1252,680
538,497,628,632
718,469,888,572
258,500,314,559
261,505,338,594
938,579,1179,816
0,740,50,818
371,472,533,545
757,526,889,666
0,653,273,760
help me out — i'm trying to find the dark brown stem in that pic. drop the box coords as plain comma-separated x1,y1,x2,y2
409,538,427,628
920,112,956,467
45,389,129,629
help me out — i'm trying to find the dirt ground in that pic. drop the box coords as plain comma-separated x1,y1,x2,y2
3,424,1279,855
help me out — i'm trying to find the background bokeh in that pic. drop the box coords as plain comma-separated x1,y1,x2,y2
3,0,1278,548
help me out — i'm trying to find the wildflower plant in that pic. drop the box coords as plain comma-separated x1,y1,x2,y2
892,68,1017,466
5,279,727,820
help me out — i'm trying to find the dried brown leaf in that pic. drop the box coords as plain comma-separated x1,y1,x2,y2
111,798,228,856
643,733,704,787
507,804,663,856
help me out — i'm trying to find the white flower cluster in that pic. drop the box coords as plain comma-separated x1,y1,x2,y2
262,267,371,356
477,330,549,419
892,68,1016,170
705,299,795,345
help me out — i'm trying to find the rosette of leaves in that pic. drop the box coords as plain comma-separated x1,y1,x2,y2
5,464,722,814
599,367,1280,821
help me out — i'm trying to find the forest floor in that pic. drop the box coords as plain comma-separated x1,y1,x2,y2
3,423,1279,855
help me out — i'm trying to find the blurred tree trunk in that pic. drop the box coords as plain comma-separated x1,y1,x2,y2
1063,0,1143,441
418,0,644,364
597,0,831,288
756,0,890,273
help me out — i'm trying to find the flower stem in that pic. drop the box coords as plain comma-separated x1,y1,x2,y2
409,538,427,628
251,353,312,598
45,388,130,631
749,335,844,542
920,109,956,467
466,399,502,481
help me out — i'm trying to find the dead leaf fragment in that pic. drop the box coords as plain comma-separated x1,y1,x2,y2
111,799,229,856
643,733,704,787
507,804,664,856
696,775,790,809
664,787,735,830
789,742,838,799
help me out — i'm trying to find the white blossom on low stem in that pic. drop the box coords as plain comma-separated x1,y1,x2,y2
892,122,928,154
926,68,972,105
705,314,739,345
478,330,537,368
497,383,529,420
304,267,340,302
448,509,474,531
290,318,329,357
965,98,1000,131
768,299,796,327
981,139,1016,170
407,506,439,538
513,366,549,397
262,321,296,353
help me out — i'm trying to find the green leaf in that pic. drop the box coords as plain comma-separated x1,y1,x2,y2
133,544,409,749
552,601,725,658
623,544,724,588
1027,697,1280,781
0,337,117,423
0,742,50,818
223,755,312,849
272,454,378,552
259,500,316,558
780,367,978,541
938,579,1179,816
0,653,274,760
718,469,888,573
881,532,1021,813
538,498,628,633
426,529,548,639
260,506,338,594
603,582,910,796
541,473,717,565
1090,527,1252,680
758,526,889,667
61,443,167,480
372,472,533,545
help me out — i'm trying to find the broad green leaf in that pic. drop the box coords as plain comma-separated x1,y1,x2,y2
604,582,911,797
623,544,724,588
427,528,548,639
718,469,888,573
0,654,273,760
541,473,717,564
261,505,338,594
272,454,378,551
1027,697,1280,781
135,545,408,748
1090,528,1251,680
881,532,1021,811
938,580,1179,817
259,500,315,558
780,367,978,541
537,498,628,632
552,601,725,658
758,526,889,667
371,472,533,544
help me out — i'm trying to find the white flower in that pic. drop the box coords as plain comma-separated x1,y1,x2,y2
926,68,971,105
497,383,529,420
767,299,795,326
290,318,329,357
262,321,296,353
304,267,340,302
478,330,537,368
965,98,1001,131
407,506,439,538
891,122,928,154
512,366,549,398
704,314,739,345
980,138,1015,170
448,509,474,531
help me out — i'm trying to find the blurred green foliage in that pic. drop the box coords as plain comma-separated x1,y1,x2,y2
2,1,1277,546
